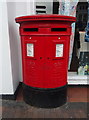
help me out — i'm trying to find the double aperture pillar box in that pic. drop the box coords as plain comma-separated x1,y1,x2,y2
15,15,76,108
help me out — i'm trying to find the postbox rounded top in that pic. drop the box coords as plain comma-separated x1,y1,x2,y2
15,14,76,23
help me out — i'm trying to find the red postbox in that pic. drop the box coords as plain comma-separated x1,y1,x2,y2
15,15,76,108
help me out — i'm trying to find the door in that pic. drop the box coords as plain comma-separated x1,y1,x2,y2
22,35,45,88
44,36,67,88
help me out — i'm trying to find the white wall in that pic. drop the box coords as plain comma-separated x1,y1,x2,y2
1,1,35,94
0,2,2,95
1,2,14,94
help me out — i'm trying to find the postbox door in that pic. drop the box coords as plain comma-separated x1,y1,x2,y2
44,36,69,88
22,35,47,87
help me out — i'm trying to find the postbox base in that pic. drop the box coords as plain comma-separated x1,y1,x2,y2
23,83,67,108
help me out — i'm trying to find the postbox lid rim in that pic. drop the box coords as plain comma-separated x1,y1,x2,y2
15,14,76,23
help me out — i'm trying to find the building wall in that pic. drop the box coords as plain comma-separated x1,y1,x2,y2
36,0,53,14
1,2,13,94
1,1,35,94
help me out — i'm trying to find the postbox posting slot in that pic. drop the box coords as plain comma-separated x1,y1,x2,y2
24,28,38,32
51,28,67,32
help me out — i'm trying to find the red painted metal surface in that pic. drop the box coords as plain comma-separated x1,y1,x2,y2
15,15,76,88
15,14,76,23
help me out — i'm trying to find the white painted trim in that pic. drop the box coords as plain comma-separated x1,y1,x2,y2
68,79,88,85
27,0,36,15
68,72,88,85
